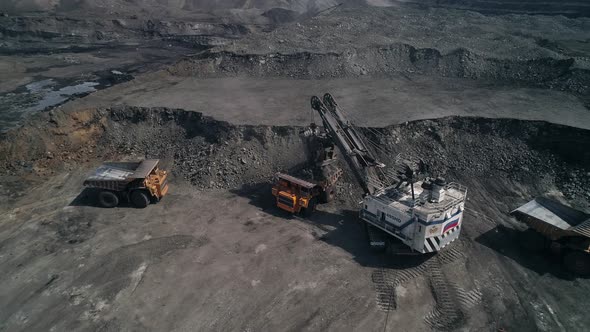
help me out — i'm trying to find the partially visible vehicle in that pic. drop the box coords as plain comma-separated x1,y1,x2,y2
512,197,590,275
271,168,342,216
271,123,343,216
272,173,319,216
83,159,169,208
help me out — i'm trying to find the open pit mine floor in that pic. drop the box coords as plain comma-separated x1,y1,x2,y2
1,105,589,331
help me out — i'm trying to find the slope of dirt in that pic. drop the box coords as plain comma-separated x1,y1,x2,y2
0,106,309,191
3,0,590,17
365,118,590,210
3,4,590,135
217,6,590,60
368,0,590,17
0,0,347,20
170,6,590,100
172,47,588,96
0,14,250,54
1,106,588,208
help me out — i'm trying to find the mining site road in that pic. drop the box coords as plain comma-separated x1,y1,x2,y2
61,72,590,129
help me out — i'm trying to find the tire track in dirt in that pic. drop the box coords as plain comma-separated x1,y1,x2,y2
372,268,397,311
371,242,472,330
453,285,483,310
423,258,465,330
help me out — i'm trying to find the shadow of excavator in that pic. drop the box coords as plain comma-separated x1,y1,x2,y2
230,181,436,269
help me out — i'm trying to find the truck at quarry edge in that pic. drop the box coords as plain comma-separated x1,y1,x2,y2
83,159,169,208
512,197,590,275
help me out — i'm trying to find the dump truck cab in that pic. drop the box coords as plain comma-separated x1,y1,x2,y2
139,160,169,199
271,173,320,216
83,159,169,208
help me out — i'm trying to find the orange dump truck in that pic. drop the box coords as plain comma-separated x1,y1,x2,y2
83,159,169,208
271,170,341,217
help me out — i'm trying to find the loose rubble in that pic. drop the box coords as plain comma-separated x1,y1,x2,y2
1,107,588,209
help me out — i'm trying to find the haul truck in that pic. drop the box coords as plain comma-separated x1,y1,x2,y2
303,93,467,253
272,128,343,216
271,166,342,216
83,159,169,208
272,173,321,216
512,197,590,275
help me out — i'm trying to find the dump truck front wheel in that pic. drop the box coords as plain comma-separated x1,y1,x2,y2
301,198,317,217
564,251,590,276
130,190,150,208
98,190,119,208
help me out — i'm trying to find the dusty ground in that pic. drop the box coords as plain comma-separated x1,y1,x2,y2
1,1,590,331
1,156,588,332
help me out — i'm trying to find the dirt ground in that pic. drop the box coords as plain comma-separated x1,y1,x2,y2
1,1,590,331
1,166,588,332
0,172,388,331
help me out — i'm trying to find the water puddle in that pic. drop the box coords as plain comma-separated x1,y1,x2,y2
24,79,100,112
0,70,132,133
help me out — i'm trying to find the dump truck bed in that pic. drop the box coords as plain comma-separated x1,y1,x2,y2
84,160,160,191
276,173,317,189
85,164,136,182
511,197,590,240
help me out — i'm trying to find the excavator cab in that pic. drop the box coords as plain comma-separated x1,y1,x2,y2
271,173,319,216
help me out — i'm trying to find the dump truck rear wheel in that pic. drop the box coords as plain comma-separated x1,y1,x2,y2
131,190,150,208
564,251,590,276
302,198,317,217
520,229,546,252
321,185,335,203
98,190,119,208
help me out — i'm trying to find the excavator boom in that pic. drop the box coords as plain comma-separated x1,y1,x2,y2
310,94,384,195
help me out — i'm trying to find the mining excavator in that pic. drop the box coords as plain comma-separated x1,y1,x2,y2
274,93,468,253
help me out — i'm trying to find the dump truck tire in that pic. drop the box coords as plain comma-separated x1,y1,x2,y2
302,198,317,217
520,229,546,252
98,190,119,208
131,190,150,208
564,251,590,276
321,185,336,203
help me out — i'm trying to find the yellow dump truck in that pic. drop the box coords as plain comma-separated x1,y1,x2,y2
83,159,169,208
271,170,341,217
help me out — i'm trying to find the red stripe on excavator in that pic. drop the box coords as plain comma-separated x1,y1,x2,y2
443,218,460,233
